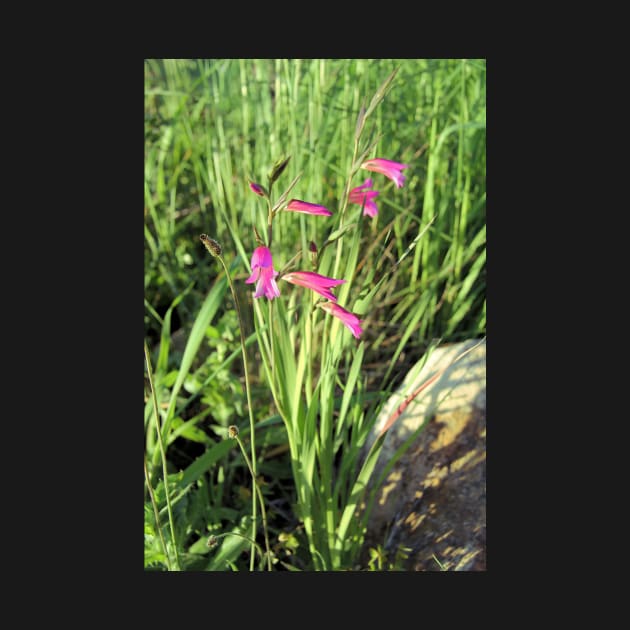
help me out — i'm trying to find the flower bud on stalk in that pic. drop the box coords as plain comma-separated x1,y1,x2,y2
268,156,291,184
200,234,222,257
228,425,239,439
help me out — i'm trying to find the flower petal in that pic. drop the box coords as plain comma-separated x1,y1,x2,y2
349,180,380,217
318,301,363,339
282,271,345,302
360,158,409,188
250,246,273,270
249,181,266,196
285,199,332,216
246,246,279,300
254,268,280,299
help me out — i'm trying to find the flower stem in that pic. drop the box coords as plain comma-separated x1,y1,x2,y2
269,299,276,395
216,254,271,571
305,307,313,406
144,340,181,571
267,189,274,247
144,454,171,571
232,432,273,571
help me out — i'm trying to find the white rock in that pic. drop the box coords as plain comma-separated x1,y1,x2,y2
362,338,486,571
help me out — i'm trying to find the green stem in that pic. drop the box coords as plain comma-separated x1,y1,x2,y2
233,433,273,571
144,455,171,571
266,185,274,247
304,307,313,406
332,135,361,281
144,340,181,571
217,254,271,571
318,125,362,397
269,299,276,397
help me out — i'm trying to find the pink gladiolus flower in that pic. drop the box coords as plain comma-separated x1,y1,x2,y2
318,301,363,339
282,271,346,302
349,178,380,217
245,246,280,300
285,199,332,217
249,181,265,196
360,158,409,188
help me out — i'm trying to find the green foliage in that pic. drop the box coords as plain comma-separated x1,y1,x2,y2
367,543,412,571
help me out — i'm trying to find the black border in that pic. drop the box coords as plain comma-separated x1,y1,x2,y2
52,56,523,590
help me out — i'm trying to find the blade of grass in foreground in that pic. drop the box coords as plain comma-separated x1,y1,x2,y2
157,273,228,454
145,340,181,571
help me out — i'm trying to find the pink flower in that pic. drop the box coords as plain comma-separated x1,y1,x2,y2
285,199,332,217
349,178,380,217
318,301,363,339
282,271,346,302
245,246,280,300
360,158,409,188
249,181,265,196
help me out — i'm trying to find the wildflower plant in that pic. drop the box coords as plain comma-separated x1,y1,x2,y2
145,59,486,572
208,68,415,571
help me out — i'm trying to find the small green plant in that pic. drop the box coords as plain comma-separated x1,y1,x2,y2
367,543,412,571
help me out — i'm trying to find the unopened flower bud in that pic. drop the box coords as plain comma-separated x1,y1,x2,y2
200,234,221,257
249,181,266,197
308,241,318,254
268,155,291,184
228,425,239,439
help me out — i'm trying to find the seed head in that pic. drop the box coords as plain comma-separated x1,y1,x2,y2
200,234,222,257
228,425,239,439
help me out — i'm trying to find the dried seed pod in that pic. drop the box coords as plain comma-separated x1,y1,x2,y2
200,234,222,257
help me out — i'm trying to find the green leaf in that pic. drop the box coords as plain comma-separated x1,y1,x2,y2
335,340,365,444
168,416,211,444
179,438,235,488
321,223,357,249
334,431,387,560
151,282,193,390
206,528,251,571
354,102,367,142
364,67,400,119
158,274,228,447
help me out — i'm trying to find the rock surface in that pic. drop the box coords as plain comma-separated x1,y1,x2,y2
362,338,486,571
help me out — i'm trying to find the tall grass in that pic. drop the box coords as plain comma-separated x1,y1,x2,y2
144,59,485,571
